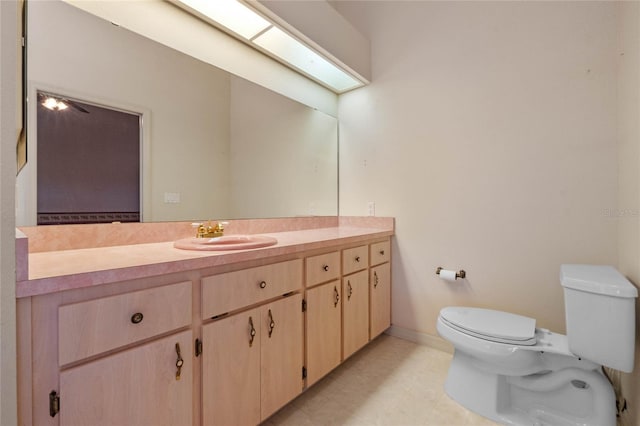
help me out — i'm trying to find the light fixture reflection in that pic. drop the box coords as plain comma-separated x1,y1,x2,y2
43,97,58,110
42,96,69,111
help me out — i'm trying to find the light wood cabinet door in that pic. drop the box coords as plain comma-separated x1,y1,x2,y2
261,294,304,420
59,330,193,426
343,270,369,359
305,280,342,387
202,294,302,425
370,263,391,338
202,307,261,426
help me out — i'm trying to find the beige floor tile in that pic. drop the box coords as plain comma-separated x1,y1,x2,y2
265,334,498,426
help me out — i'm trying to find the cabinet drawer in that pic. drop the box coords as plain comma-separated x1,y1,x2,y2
202,259,302,319
58,281,192,366
305,251,340,287
370,240,391,266
342,245,368,275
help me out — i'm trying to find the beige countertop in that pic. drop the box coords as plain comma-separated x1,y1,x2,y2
17,224,393,298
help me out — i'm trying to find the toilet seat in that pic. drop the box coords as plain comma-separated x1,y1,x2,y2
440,307,537,346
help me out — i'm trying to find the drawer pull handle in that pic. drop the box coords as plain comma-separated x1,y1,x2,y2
374,271,379,288
175,343,184,380
248,316,256,347
379,250,385,256
268,309,275,338
259,280,267,289
131,312,144,324
322,264,329,272
355,256,361,262
347,281,353,300
333,285,340,307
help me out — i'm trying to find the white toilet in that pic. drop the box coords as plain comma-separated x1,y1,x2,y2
437,264,638,426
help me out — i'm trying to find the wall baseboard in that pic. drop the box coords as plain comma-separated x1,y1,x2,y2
385,325,453,354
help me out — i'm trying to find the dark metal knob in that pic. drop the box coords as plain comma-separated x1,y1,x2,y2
131,312,144,324
323,265,329,272
259,280,267,289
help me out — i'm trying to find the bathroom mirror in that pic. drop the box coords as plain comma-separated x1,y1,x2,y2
16,0,338,226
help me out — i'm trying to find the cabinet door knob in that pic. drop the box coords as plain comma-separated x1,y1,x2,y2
355,256,360,263
322,264,329,272
131,312,144,324
248,316,256,347
333,285,340,307
379,250,385,256
268,309,275,338
175,343,184,381
259,280,267,289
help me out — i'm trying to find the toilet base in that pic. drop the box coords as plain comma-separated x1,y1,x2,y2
444,351,616,426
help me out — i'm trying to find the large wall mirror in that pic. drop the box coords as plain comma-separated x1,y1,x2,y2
16,0,338,226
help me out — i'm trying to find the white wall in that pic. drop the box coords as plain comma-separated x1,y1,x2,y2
21,0,231,223
336,1,619,336
616,2,640,424
0,0,19,423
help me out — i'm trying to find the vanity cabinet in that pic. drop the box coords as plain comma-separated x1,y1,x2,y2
18,232,392,426
202,294,303,425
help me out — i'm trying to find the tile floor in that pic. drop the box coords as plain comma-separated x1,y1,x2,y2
265,334,498,426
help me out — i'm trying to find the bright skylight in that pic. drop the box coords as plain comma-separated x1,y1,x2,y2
253,27,363,93
174,0,364,93
176,0,271,40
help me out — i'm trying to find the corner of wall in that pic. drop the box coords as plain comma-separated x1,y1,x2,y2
0,0,20,424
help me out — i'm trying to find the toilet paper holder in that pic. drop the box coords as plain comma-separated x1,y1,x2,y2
436,267,466,279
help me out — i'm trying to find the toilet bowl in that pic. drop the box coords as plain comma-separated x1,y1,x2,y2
437,265,638,426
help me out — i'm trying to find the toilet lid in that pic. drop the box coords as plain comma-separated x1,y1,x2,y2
440,307,537,345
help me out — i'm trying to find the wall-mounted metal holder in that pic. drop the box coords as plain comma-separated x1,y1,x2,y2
436,267,466,279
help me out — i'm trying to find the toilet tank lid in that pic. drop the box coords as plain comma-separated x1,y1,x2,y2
560,264,638,298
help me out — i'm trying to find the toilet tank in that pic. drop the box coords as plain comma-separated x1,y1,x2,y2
561,264,638,373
